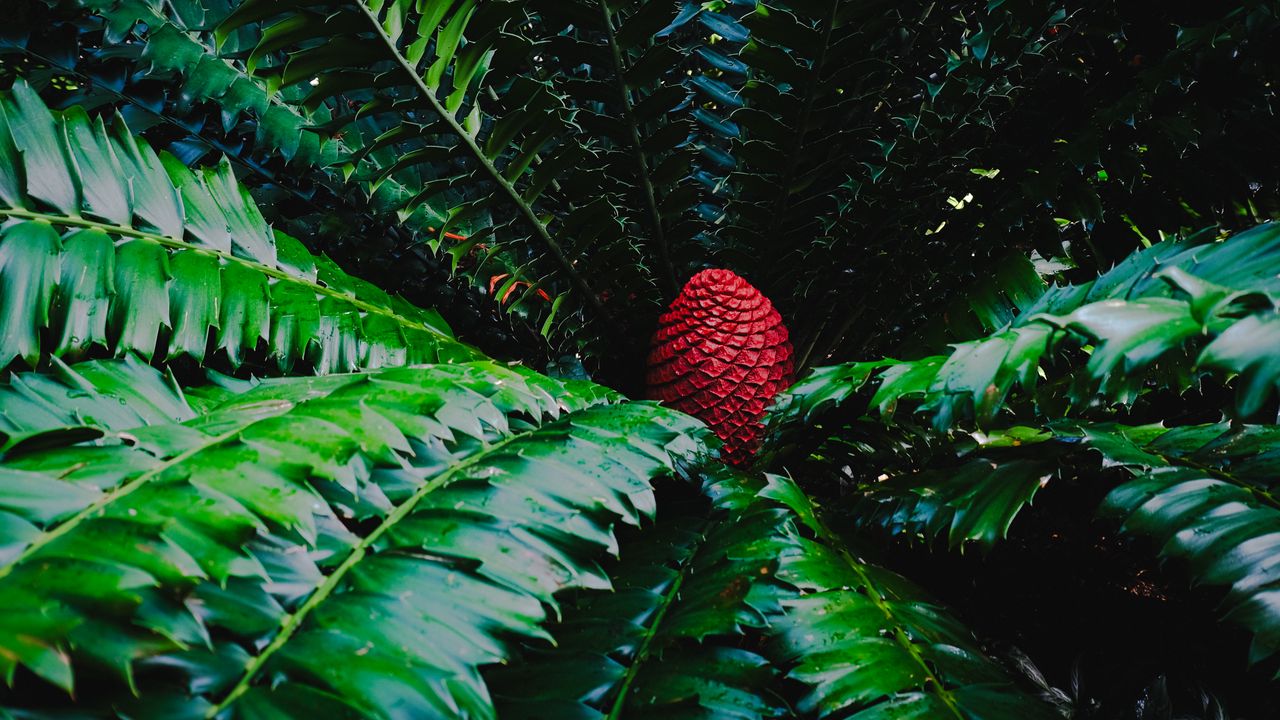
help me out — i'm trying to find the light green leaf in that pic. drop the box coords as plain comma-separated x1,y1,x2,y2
0,222,60,366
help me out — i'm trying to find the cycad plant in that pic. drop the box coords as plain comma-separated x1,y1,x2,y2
1,0,1279,717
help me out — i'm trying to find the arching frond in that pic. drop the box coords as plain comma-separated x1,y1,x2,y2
776,224,1280,432
0,83,472,373
218,0,629,339
0,357,703,716
490,467,1061,719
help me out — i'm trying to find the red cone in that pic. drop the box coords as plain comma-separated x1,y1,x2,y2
646,269,794,466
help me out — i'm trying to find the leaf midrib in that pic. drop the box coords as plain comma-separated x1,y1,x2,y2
764,0,841,242
207,421,543,715
350,0,615,324
597,0,678,299
0,208,457,343
0,406,289,582
605,519,708,719
812,513,967,718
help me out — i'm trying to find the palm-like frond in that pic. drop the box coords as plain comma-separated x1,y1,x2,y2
10,0,324,170
7,0,547,356
0,356,703,716
0,83,472,373
489,471,790,719
218,0,629,338
770,221,1280,681
905,251,1050,353
0,355,195,452
827,420,1280,673
490,467,1061,719
754,473,1061,719
776,223,1280,432
10,0,746,360
851,449,1056,549
1089,422,1280,671
528,0,726,298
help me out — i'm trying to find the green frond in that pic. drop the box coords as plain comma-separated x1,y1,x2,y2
906,252,1051,353
1086,422,1280,671
851,451,1055,549
755,473,1062,719
0,355,194,451
11,0,331,172
489,470,793,719
794,417,1280,674
220,0,626,336
767,220,1280,683
490,466,1059,719
0,357,704,716
776,223,1280,431
0,83,473,373
7,0,555,356
529,0,721,298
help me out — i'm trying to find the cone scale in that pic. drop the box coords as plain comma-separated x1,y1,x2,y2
646,269,794,466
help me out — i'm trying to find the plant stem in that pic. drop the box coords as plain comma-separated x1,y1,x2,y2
598,0,679,299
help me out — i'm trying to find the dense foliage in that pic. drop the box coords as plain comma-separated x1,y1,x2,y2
1,0,1279,717
771,222,1280,706
0,82,1062,718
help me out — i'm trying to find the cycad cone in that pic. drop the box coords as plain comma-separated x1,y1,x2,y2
646,269,794,466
